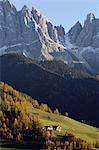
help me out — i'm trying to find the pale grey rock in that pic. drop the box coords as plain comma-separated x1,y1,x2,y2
0,1,43,59
0,0,67,61
55,25,65,44
82,48,99,73
0,0,99,74
68,13,99,48
0,0,20,47
68,21,82,43
47,22,55,40
31,6,48,35
92,19,99,47
75,13,98,47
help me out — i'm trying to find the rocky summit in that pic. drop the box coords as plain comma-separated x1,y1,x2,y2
0,0,99,74
0,0,66,60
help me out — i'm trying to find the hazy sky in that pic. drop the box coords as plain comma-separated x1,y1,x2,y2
9,0,98,32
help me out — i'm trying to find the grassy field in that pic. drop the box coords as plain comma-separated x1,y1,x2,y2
29,107,99,145
0,107,99,150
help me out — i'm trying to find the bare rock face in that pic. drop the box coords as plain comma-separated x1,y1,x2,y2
0,1,99,74
55,25,66,44
0,0,19,47
75,13,99,47
0,0,67,60
66,13,99,74
68,21,82,43
68,13,99,48
92,18,99,47
31,6,48,36
47,22,58,42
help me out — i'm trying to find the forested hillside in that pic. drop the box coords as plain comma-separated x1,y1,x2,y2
0,82,43,141
0,82,99,149
0,53,99,126
37,60,91,79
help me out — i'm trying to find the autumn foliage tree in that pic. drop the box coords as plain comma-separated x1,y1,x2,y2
0,82,43,141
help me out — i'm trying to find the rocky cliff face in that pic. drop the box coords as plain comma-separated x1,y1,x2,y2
0,0,66,60
0,1,42,58
68,21,82,43
67,13,99,74
0,0,99,74
76,13,97,47
68,13,99,48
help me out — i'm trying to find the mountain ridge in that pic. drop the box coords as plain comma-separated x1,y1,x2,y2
0,0,99,74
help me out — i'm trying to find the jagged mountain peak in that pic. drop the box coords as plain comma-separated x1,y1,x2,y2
0,1,99,74
21,5,33,21
0,0,17,13
0,0,11,7
0,0,11,8
86,13,95,23
0,0,66,61
32,5,41,16
21,5,29,11
75,21,82,26
31,5,47,21
68,21,82,43
0,0,9,3
31,5,47,33
75,12,98,47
